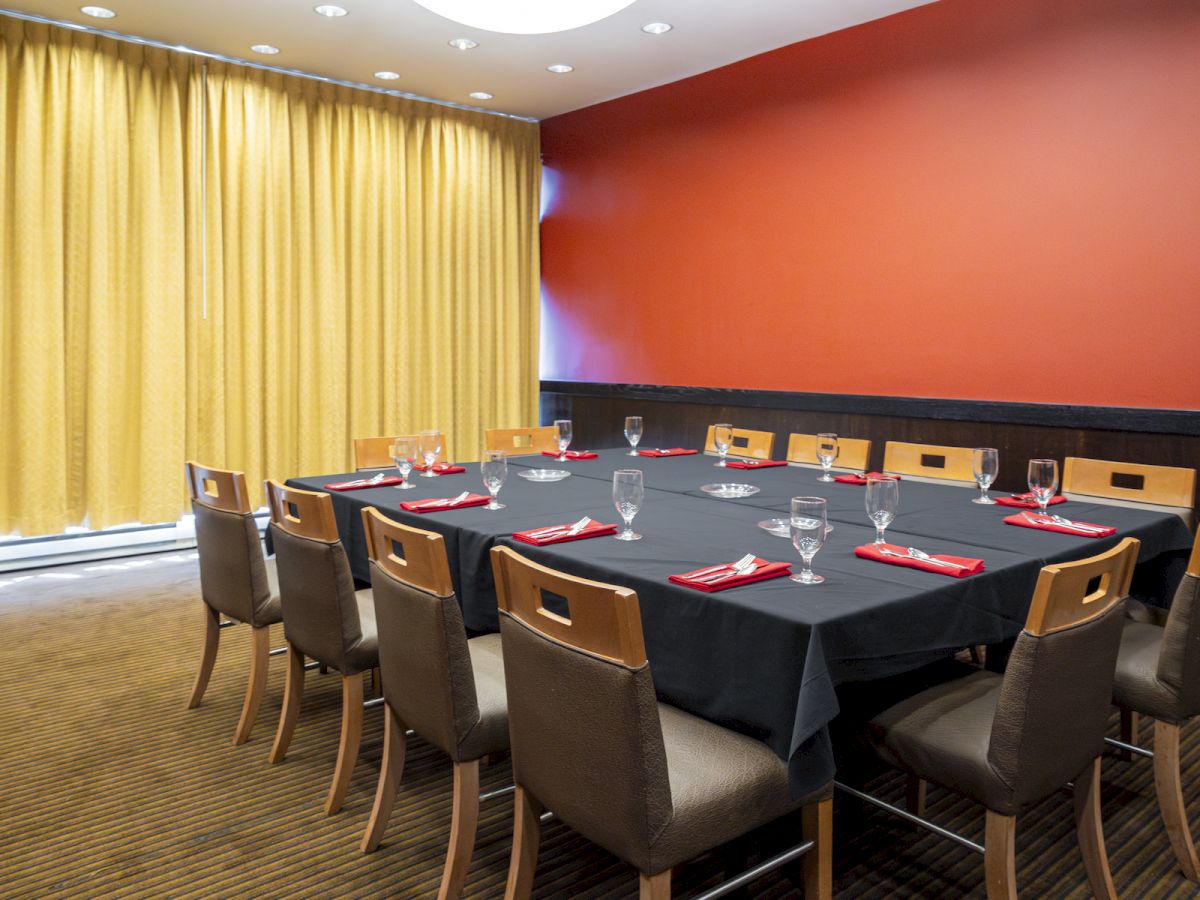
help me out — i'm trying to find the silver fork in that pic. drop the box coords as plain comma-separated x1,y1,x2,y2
695,554,758,584
1049,514,1108,533
904,547,967,570
529,516,593,539
423,491,470,508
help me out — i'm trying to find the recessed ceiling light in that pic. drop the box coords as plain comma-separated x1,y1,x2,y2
642,22,672,34
374,71,401,80
80,5,116,17
415,0,636,34
448,37,479,50
250,44,280,55
468,91,493,100
546,64,574,74
313,4,348,16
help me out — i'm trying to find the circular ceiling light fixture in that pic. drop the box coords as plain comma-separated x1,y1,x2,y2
374,70,401,80
412,0,637,35
250,44,281,54
468,91,493,100
80,6,116,17
448,37,479,50
642,22,672,34
546,64,573,74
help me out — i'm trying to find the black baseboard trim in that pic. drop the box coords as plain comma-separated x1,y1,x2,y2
539,381,1200,436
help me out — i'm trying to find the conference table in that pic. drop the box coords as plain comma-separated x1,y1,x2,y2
285,448,1193,796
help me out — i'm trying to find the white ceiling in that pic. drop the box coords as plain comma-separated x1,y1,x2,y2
6,0,934,120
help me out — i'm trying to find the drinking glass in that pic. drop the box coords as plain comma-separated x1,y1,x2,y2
865,476,899,545
624,416,644,456
554,419,573,461
1027,458,1059,515
972,448,999,505
612,469,644,541
790,496,827,585
418,429,443,477
713,423,733,467
391,436,418,490
816,433,840,482
480,450,507,510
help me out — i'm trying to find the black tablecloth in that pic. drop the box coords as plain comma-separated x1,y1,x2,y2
286,448,1193,795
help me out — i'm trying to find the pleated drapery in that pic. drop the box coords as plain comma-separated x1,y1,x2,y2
0,19,541,536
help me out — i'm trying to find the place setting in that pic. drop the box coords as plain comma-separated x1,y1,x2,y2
1002,459,1116,537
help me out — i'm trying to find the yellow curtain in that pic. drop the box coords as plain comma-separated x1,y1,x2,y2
0,19,540,536
0,20,195,535
196,64,540,505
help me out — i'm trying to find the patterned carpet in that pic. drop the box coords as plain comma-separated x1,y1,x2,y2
1,549,1198,898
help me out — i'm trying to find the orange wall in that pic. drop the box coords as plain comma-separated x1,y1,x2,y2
539,0,1200,410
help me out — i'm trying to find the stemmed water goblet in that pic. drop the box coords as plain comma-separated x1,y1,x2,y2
624,416,643,456
865,476,899,545
391,436,417,489
417,430,443,477
480,451,507,510
972,448,999,505
790,496,827,585
713,424,733,467
554,419,573,461
816,433,840,482
1027,459,1059,515
612,469,644,541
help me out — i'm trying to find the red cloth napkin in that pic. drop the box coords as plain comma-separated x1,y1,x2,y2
1003,513,1116,537
638,448,699,457
725,459,788,469
511,521,618,546
325,475,405,491
400,493,489,513
995,493,1067,508
854,542,984,578
411,462,466,474
834,472,902,485
540,450,598,460
668,557,792,592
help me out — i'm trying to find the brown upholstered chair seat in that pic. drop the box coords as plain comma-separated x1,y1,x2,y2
648,703,830,875
459,633,509,760
341,587,378,674
1114,621,1185,724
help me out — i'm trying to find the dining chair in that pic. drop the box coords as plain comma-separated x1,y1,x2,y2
358,508,509,899
882,441,975,484
354,435,401,471
786,433,872,472
264,479,379,815
842,536,1139,899
1107,528,1200,881
184,462,282,745
703,425,775,460
484,425,558,457
1063,457,1196,524
490,546,832,900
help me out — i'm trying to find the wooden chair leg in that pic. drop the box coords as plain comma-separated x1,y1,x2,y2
360,705,408,853
638,870,671,899
504,786,544,900
268,645,305,764
906,776,927,817
1153,720,1200,881
186,604,221,709
984,811,1017,900
1119,708,1140,762
439,760,481,899
233,625,271,745
802,797,833,900
325,671,365,815
1073,757,1118,899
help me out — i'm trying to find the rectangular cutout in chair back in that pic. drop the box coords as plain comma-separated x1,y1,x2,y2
733,435,750,449
203,478,219,499
286,501,300,519
1083,574,1108,604
389,538,407,563
537,588,571,625
1110,472,1146,492
513,434,532,448
921,454,947,469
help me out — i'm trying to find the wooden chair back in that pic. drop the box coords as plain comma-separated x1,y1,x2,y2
264,480,339,542
491,546,646,666
1191,528,1200,578
484,425,557,456
361,506,453,597
1024,537,1140,636
882,441,975,483
185,461,252,514
786,433,872,471
704,425,774,460
354,435,407,471
1063,457,1196,512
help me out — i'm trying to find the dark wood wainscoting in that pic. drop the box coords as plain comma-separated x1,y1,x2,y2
540,381,1200,509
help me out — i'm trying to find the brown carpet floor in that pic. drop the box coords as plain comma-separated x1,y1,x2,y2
1,550,1198,898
